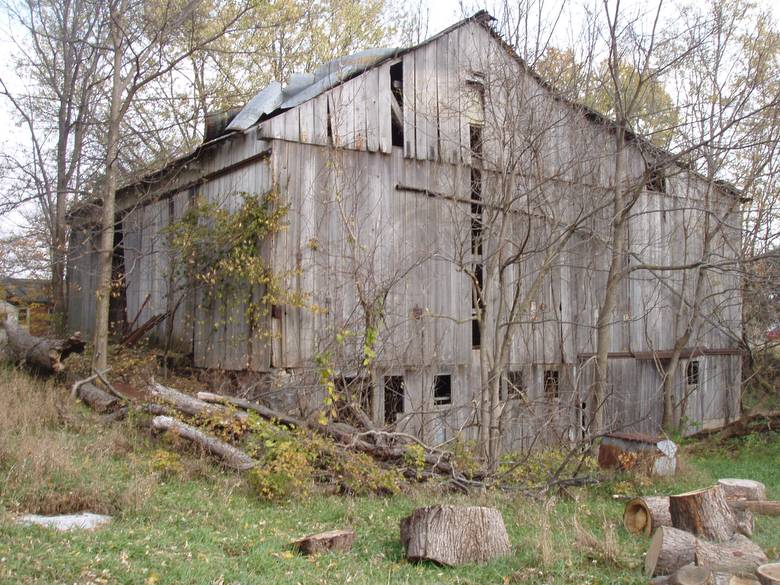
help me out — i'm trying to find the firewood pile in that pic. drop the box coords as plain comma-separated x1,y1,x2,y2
622,479,780,585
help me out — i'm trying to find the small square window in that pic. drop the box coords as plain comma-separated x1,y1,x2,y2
433,375,452,406
687,360,700,385
502,370,525,401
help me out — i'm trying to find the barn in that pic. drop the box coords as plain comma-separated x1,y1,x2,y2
67,12,743,451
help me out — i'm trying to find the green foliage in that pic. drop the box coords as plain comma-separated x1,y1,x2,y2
498,447,599,489
402,443,426,479
167,190,308,332
149,449,185,479
449,436,482,478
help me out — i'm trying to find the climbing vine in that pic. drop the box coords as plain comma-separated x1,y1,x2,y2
167,190,308,330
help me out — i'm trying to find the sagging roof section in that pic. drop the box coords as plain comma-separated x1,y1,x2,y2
225,48,401,133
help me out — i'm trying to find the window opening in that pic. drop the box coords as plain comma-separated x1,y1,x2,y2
501,369,525,401
390,61,404,147
384,376,405,424
433,374,452,406
472,263,483,348
646,163,666,193
686,360,700,385
544,369,560,399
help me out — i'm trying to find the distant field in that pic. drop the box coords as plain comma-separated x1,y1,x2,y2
0,368,777,584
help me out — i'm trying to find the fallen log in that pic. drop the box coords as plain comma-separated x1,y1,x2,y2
646,526,768,577
400,505,510,566
291,529,356,555
695,534,768,574
670,486,737,542
151,415,256,471
729,501,780,517
150,382,246,421
76,382,121,414
196,390,464,479
624,496,672,535
646,526,698,577
0,319,84,374
689,412,780,442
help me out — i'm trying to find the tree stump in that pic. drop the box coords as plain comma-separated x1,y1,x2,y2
646,526,698,576
670,486,737,542
291,529,356,555
758,563,780,585
695,535,768,574
717,479,767,502
0,319,84,374
624,496,671,535
400,505,510,566
671,564,714,585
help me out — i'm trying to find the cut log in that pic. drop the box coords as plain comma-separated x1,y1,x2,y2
291,529,356,555
150,382,246,420
400,506,510,566
646,526,698,576
151,416,256,471
714,575,760,585
730,501,780,517
77,382,121,413
731,509,754,538
624,496,672,535
0,319,84,374
670,486,737,542
758,563,780,585
671,564,713,585
718,479,767,502
695,534,768,573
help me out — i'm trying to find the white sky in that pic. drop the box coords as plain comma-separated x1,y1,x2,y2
0,0,778,238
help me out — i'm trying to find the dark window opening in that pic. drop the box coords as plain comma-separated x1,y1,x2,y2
390,61,404,147
384,376,405,424
433,374,452,406
544,369,560,399
470,168,483,256
502,369,525,401
470,124,483,165
472,263,483,348
326,100,334,146
646,164,666,193
687,360,699,385
581,401,588,438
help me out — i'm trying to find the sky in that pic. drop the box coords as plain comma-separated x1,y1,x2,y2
0,0,778,239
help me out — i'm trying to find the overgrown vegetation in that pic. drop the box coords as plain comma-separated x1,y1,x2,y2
0,368,778,584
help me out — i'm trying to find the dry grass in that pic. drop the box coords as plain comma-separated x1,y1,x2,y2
573,512,624,567
0,367,156,516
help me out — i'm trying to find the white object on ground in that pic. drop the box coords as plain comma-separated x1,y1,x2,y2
16,512,112,531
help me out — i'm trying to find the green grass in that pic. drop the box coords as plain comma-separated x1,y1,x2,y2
0,369,778,584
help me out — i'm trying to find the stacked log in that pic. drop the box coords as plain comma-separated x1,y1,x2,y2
640,482,772,584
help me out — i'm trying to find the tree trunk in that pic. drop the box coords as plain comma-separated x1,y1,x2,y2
757,563,780,585
0,319,85,374
669,486,737,542
646,526,698,577
695,534,768,574
151,415,256,470
292,529,356,555
400,505,510,566
150,382,246,420
624,496,671,535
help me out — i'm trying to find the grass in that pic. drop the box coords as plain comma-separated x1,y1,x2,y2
0,368,778,584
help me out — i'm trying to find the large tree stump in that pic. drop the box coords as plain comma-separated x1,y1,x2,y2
717,479,767,502
151,416,256,471
646,526,698,576
624,496,671,535
758,563,780,585
291,529,356,555
400,506,510,566
695,534,768,573
0,319,84,374
670,486,737,542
